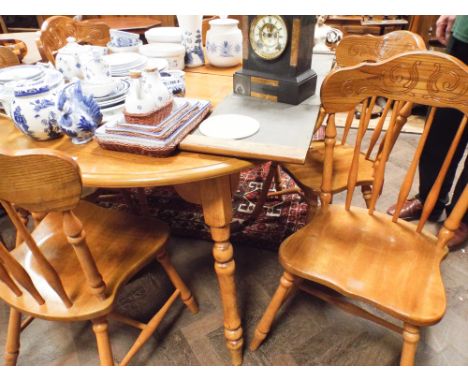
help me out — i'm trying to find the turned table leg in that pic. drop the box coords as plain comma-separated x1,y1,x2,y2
200,175,244,366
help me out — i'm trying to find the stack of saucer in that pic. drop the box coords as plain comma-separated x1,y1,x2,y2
103,53,148,77
79,78,129,122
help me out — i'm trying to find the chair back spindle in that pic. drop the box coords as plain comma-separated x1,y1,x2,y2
417,115,467,232
437,186,468,248
345,98,370,210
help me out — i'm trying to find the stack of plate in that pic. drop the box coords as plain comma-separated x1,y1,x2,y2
103,53,148,77
93,78,130,122
0,64,45,85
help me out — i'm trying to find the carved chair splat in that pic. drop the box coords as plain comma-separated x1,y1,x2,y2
0,149,198,365
250,51,468,366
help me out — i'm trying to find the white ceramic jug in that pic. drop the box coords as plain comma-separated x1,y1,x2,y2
124,70,155,115
144,66,173,109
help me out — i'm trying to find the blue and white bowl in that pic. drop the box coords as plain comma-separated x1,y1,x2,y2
110,29,140,48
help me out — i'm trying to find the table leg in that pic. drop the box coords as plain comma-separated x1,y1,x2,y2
200,175,244,366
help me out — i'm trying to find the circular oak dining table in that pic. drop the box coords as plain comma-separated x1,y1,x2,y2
0,68,255,365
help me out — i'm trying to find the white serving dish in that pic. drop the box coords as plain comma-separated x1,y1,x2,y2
145,27,183,44
82,79,117,98
199,114,260,140
138,43,185,70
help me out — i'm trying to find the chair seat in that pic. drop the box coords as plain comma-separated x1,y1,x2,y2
0,201,170,321
282,142,375,194
279,205,448,326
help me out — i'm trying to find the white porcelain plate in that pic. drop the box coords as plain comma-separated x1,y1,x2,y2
0,65,44,83
103,52,143,68
199,114,260,140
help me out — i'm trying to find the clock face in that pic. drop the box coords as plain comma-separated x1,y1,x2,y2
249,15,288,60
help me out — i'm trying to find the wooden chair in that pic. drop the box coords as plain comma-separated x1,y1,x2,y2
0,148,198,365
249,51,468,365
277,31,427,212
0,46,20,68
245,31,427,227
36,15,110,65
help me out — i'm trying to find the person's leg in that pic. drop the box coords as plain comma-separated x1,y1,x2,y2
418,37,468,211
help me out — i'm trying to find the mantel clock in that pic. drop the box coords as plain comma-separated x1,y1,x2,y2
233,15,317,105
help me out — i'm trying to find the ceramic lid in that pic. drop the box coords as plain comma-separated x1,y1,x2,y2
13,69,64,97
57,37,90,55
138,43,185,58
145,27,182,39
209,18,239,27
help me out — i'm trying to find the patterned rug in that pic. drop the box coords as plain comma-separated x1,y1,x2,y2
92,128,325,251
92,162,309,251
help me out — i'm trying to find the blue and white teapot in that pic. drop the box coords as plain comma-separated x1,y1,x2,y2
56,81,103,144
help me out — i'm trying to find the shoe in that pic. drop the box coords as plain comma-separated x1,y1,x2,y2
386,197,444,222
447,222,468,251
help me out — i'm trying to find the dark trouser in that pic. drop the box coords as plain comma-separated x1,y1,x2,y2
418,36,468,223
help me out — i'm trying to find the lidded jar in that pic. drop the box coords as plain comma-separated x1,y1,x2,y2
206,18,242,67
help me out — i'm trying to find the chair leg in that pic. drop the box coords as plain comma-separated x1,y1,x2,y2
361,185,373,208
250,271,297,351
273,164,283,193
136,188,150,216
156,250,199,314
400,323,420,366
92,317,114,366
4,308,21,366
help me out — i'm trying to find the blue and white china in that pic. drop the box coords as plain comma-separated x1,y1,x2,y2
56,81,103,144
109,29,140,48
9,69,65,141
138,43,184,70
55,37,92,82
143,65,173,109
177,15,205,68
160,70,185,97
81,48,116,97
107,40,142,54
124,70,156,115
206,18,242,67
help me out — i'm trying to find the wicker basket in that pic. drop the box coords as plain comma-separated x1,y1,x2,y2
123,100,173,126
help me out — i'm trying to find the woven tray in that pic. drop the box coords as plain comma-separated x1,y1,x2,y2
95,98,211,157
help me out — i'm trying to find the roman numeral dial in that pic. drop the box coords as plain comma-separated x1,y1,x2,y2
249,15,288,60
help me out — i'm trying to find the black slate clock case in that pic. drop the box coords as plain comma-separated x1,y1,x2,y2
233,15,317,105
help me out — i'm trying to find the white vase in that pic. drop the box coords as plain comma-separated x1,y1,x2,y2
206,18,242,67
177,15,205,68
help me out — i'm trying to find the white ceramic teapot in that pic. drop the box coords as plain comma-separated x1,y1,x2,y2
55,37,92,82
